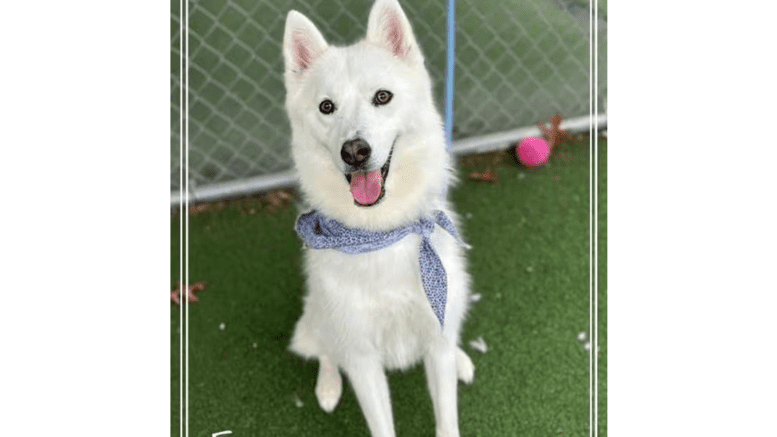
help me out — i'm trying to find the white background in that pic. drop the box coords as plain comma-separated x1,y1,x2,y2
608,1,777,434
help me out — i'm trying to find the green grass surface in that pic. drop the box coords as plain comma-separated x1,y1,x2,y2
171,137,607,436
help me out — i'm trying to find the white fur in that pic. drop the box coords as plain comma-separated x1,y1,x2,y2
283,1,474,435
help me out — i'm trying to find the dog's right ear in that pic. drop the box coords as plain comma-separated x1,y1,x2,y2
283,11,328,79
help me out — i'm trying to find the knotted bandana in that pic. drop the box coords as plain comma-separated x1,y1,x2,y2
295,210,465,327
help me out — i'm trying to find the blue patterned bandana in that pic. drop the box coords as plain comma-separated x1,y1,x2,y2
295,210,465,327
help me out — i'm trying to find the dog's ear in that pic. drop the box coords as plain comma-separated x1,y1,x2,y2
366,0,423,64
283,10,328,78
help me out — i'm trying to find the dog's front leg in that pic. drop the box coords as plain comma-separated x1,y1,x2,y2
424,341,460,437
316,355,343,413
342,355,395,437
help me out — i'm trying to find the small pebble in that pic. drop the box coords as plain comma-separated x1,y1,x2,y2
465,212,473,219
526,266,533,273
469,336,488,354
470,293,482,302
518,172,526,179
219,323,226,331
577,331,586,341
293,393,304,408
583,342,591,351
252,342,258,348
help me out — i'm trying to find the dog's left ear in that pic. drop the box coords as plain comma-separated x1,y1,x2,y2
366,0,423,64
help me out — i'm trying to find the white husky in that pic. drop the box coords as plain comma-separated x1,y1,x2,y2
283,0,474,435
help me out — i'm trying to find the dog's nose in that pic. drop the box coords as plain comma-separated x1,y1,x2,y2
341,138,371,167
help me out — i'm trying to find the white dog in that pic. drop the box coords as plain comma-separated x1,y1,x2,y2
283,0,474,435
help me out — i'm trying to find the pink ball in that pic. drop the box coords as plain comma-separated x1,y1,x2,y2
517,137,551,167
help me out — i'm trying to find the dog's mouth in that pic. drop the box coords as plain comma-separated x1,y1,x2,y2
344,145,393,207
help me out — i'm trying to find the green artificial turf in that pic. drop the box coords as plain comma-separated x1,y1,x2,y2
171,137,607,437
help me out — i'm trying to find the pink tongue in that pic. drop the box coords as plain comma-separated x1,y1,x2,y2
350,169,383,205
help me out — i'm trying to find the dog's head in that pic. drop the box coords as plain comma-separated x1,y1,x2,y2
283,0,451,230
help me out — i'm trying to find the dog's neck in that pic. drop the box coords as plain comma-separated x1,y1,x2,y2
295,209,466,327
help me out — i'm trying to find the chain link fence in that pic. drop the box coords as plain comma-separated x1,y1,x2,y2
171,0,606,196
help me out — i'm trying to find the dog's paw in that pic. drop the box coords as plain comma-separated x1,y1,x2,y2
436,426,461,437
456,347,475,385
315,358,343,413
315,376,342,413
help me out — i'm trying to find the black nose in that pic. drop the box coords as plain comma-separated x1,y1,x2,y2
341,138,371,167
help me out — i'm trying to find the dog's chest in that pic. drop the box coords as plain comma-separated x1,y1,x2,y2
306,232,447,368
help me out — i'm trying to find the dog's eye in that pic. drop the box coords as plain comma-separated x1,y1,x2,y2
319,99,335,115
373,90,393,106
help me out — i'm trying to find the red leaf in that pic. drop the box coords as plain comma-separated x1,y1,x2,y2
171,281,209,305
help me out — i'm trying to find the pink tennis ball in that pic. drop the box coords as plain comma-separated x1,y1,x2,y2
517,137,551,167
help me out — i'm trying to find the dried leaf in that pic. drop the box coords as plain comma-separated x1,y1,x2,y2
538,112,570,149
468,170,498,183
171,281,209,305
